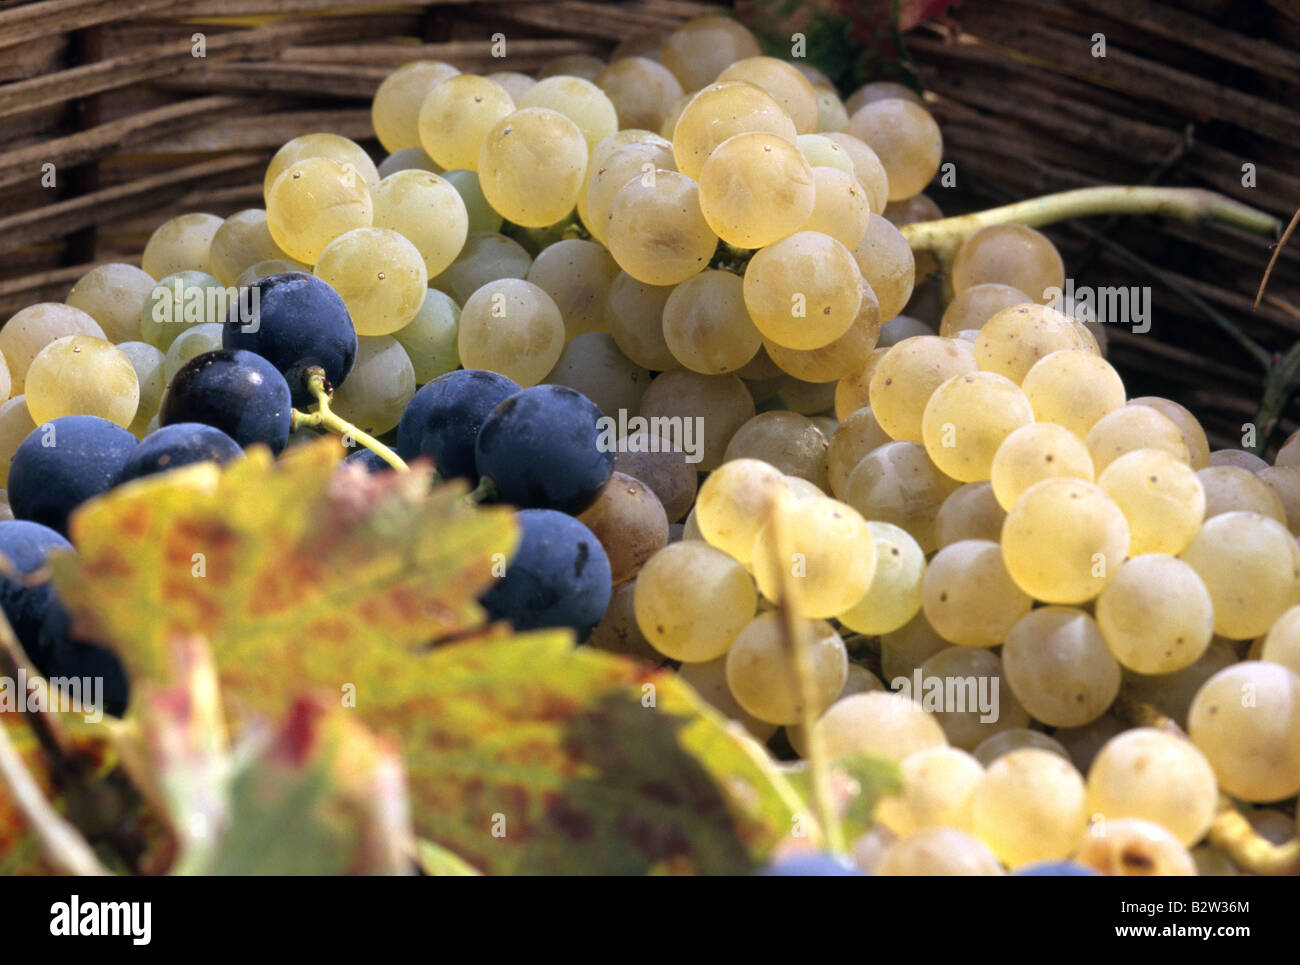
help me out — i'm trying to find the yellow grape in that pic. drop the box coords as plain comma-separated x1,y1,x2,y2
518,75,618,150
580,137,676,244
698,132,815,248
952,223,1064,304
1097,449,1204,555
834,345,888,419
1096,554,1214,674
973,728,1069,767
922,371,1035,483
921,539,1031,647
974,303,1094,384
418,74,515,171
456,278,565,387
826,405,890,498
605,272,676,371
1021,349,1126,440
1180,512,1300,640
634,540,756,661
115,341,165,437
876,746,984,835
477,108,588,228
1129,396,1211,470
0,397,36,486
849,214,915,321
0,303,105,395
716,56,819,134
766,279,881,384
916,646,1028,750
837,521,926,635
606,170,717,286
371,60,459,152
971,749,1088,868
751,494,876,617
1262,605,1300,677
847,99,942,201
662,269,762,374
313,227,427,337
938,282,1032,338
370,170,469,278
822,132,889,213
638,370,754,471
25,335,139,428
141,212,223,279
658,15,761,91
695,458,787,564
935,481,1006,549
65,263,155,344
725,612,846,724
877,828,1003,876
676,656,777,741
266,157,373,264
990,422,1095,510
1197,465,1286,523
742,232,861,350
815,691,947,763
527,239,621,341
796,133,857,174
869,336,976,442
593,57,684,132
722,411,830,490
263,133,379,198
671,82,796,181
1085,404,1189,474
1000,606,1121,727
845,439,960,554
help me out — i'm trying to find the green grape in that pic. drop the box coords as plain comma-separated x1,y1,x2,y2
1262,606,1300,677
546,332,649,418
638,370,753,471
1084,405,1190,475
837,520,925,635
1188,661,1300,801
417,74,515,171
65,263,156,343
952,223,1064,304
393,288,460,383
116,341,166,438
1085,728,1217,846
795,134,856,174
922,539,1031,647
538,54,606,80
614,430,698,523
821,132,889,213
162,322,223,382
847,99,942,201
578,473,669,585
816,690,947,763
869,336,976,442
743,231,861,350
263,133,380,199
716,56,818,134
1180,512,1300,640
233,260,301,289
1021,349,1126,440
0,304,105,396
677,656,778,741
1197,465,1286,523
371,60,459,152
972,748,1088,867
1129,396,1210,470
518,75,618,151
826,405,890,498
800,166,871,249
922,371,1035,483
938,283,1029,338
477,108,588,228
974,303,1093,384
526,239,621,340
1095,555,1214,674
725,612,846,724
812,85,850,134
662,269,761,374
1075,818,1197,876
1259,465,1300,535
750,494,875,616
833,345,888,420
850,214,914,322
266,157,374,264
918,646,1029,750
1002,478,1130,604
697,132,814,249
935,481,1006,549
695,458,787,565
441,169,503,234
845,81,924,113
314,228,427,337
207,209,297,287
141,212,223,279
634,540,756,661
972,728,1069,767
1098,448,1205,555
370,170,469,278
588,580,664,664
723,411,830,490
876,746,983,835
880,611,949,682
658,15,761,91
845,439,960,554
0,397,36,486
606,170,717,286
604,272,676,371
878,828,1003,876
376,147,441,178
140,271,227,351
991,422,1095,510
25,335,139,428
457,278,564,388
671,82,796,181
429,232,530,305
594,57,684,132
329,336,415,436
1001,606,1121,727
580,137,676,244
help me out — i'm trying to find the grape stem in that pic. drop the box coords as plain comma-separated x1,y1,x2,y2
292,367,410,472
768,492,846,855
465,476,499,504
1113,686,1300,875
900,186,1281,260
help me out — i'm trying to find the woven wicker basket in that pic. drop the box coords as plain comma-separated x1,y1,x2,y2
2,0,1297,450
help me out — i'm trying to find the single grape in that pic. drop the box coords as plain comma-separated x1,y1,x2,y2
456,278,565,388
313,227,427,337
1001,606,1121,727
1095,554,1214,674
877,828,1003,876
0,303,105,396
751,494,876,617
876,746,984,836
1181,512,1300,639
526,239,621,341
34,595,128,718
141,271,228,352
594,57,684,132
1197,464,1287,523
65,263,156,343
918,646,1029,750
922,539,1032,647
430,231,530,305
393,288,460,384
723,411,830,490
837,521,925,635
821,132,890,213
1021,349,1126,440
971,749,1088,868
207,209,298,287
417,74,515,171
869,336,977,442
697,132,815,249
815,690,947,763
847,99,941,201
141,212,223,279
725,612,846,725
935,481,1006,548
265,158,374,264
160,350,293,454
974,303,1093,384
376,147,440,178
1074,818,1197,876
441,169,503,234
676,654,777,740
844,439,960,554
605,170,718,286
671,82,795,181
477,108,588,228
371,60,459,152
370,170,469,278
990,422,1095,510
8,417,136,536
605,271,676,371
634,540,756,661
25,335,139,429
577,472,669,584
163,323,224,384
952,224,1064,304
938,283,1031,338
833,346,889,420
922,371,1036,483
658,15,760,90
845,81,924,113
1097,449,1205,555
743,232,861,350
262,133,380,198
328,336,415,436
850,214,915,322
1129,396,1211,470
766,279,882,384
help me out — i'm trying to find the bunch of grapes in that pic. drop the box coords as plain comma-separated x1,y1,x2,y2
1,12,1296,877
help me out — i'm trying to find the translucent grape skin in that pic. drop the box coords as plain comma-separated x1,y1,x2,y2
263,133,381,198
314,227,427,338
952,223,1065,304
371,60,459,153
577,472,669,584
921,371,1035,483
526,239,621,341
695,458,786,565
722,411,830,491
715,56,820,135
845,439,960,554
327,336,415,436
875,746,984,836
1188,661,1300,802
922,540,1031,647
141,212,223,279
974,303,1093,384
725,612,846,725
634,540,756,661
869,336,977,442
847,99,942,202
1086,405,1190,474
990,422,1095,510
670,82,796,181
744,232,863,351
638,369,754,472
25,335,139,429
661,269,761,374
750,494,876,617
917,646,1029,750
265,158,374,265
973,728,1070,767
971,749,1089,868
394,288,460,384
477,108,588,228
1095,554,1214,674
517,75,619,151
697,132,815,249
457,278,565,388
605,272,677,371
935,481,1006,548
116,342,166,438
676,654,777,741
1074,818,1197,876
850,214,915,322
1097,448,1205,555
1021,349,1126,440
1085,728,1218,846
837,520,925,635
370,170,469,279
207,209,298,287
594,57,684,132
1180,511,1300,640
813,690,947,764
1000,606,1121,727
430,232,531,305
605,170,718,287
65,263,156,344
0,303,106,396
417,74,515,171
658,15,761,92
939,283,1032,338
